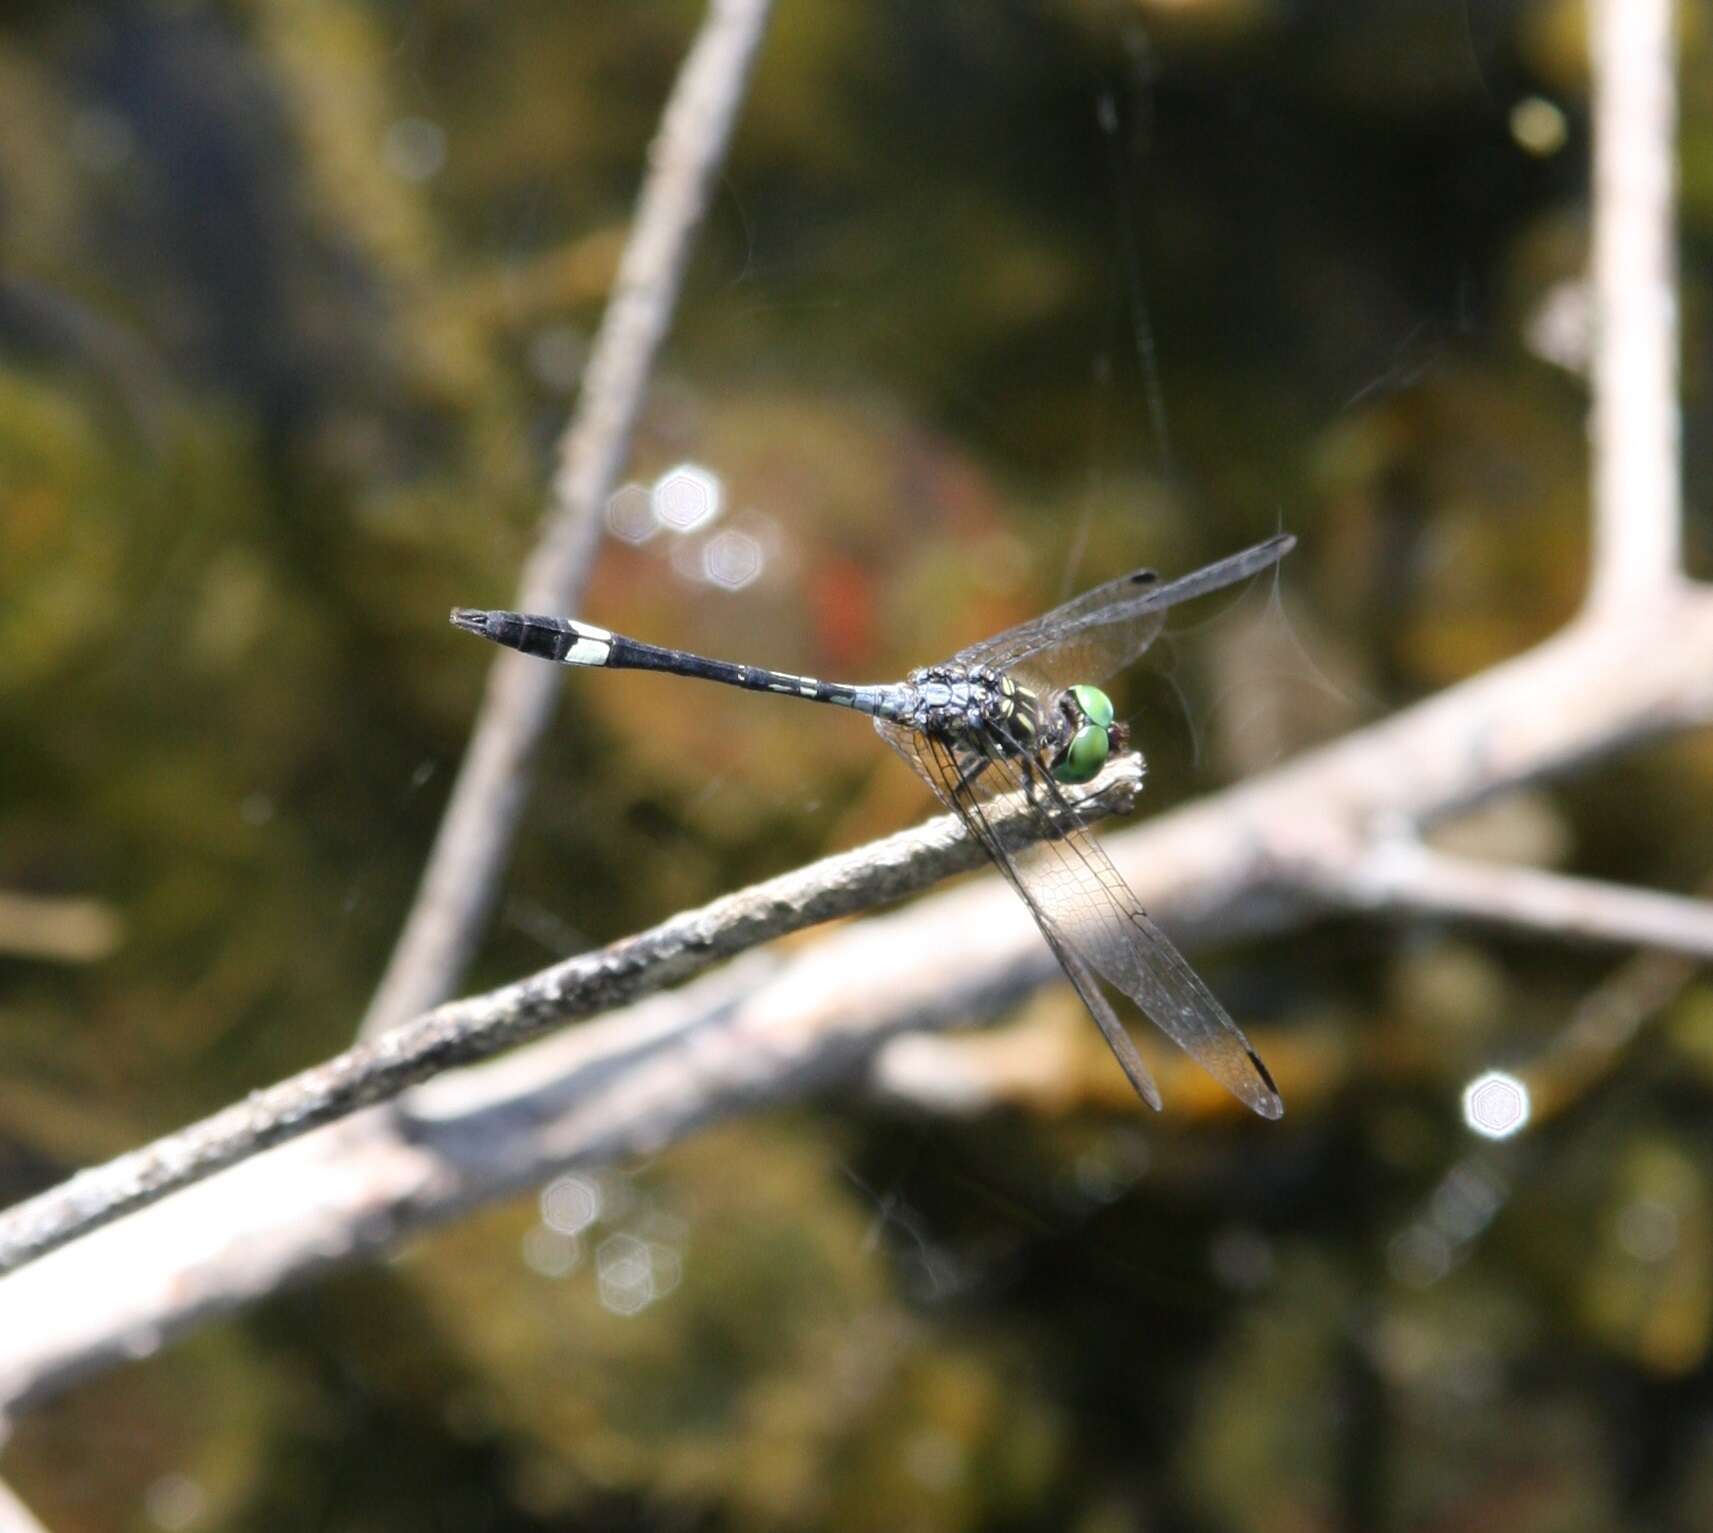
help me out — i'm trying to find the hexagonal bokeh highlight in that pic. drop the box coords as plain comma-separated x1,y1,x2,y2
643,1237,684,1301
702,528,764,591
382,116,447,183
605,481,658,544
1616,1197,1679,1263
540,1173,601,1236
144,1474,208,1532
520,1225,582,1279
528,323,587,393
595,1233,655,1316
651,463,722,533
592,1229,686,1317
669,535,707,584
1461,1070,1530,1140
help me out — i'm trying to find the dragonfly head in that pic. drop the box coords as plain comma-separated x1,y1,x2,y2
1051,683,1122,784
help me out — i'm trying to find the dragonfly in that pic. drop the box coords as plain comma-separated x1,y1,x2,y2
452,532,1293,1118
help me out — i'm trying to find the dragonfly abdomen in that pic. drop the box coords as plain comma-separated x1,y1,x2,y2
608,634,906,716
450,608,906,717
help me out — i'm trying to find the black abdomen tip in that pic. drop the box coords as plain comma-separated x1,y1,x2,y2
450,608,534,653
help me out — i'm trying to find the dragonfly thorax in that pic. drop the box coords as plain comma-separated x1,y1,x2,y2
903,664,1016,729
901,666,1122,785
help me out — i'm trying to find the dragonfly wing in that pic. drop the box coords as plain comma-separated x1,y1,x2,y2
951,533,1294,692
1028,908,1166,1112
1070,854,1285,1119
874,720,1163,1110
1000,758,1282,1118
948,572,1167,690
893,721,1282,1119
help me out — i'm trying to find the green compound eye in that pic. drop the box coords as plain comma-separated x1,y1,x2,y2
1070,684,1115,728
1054,722,1110,784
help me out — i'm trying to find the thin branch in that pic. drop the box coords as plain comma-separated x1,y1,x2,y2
360,0,776,1039
9,584,1713,1406
0,890,122,964
0,762,1147,1280
1328,839,1713,958
0,1481,49,1533
1383,935,1706,1289
1587,0,1681,612
1528,945,1701,1119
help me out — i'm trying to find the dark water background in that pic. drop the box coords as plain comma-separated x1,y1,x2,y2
5,2,1713,1529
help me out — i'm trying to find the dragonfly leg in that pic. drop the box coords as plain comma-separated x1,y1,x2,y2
950,746,992,795
1014,754,1049,814
1015,754,1079,837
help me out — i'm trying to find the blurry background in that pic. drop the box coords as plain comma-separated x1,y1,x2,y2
4,0,1713,1528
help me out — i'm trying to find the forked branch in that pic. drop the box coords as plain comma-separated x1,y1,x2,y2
360,0,777,1039
0,0,1702,1417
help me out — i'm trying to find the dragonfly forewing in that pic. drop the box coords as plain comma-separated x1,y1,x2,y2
952,532,1294,693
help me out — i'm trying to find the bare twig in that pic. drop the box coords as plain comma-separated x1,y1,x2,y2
1385,934,1706,1291
0,1480,49,1533
1528,946,1701,1119
0,890,122,963
360,0,776,1039
1588,0,1681,612
1328,839,1713,958
0,763,1147,1279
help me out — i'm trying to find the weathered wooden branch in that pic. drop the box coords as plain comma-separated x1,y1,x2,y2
0,1478,49,1533
0,763,1148,1284
0,0,1697,1422
360,0,777,1039
1332,839,1713,959
0,890,122,964
1588,0,1680,613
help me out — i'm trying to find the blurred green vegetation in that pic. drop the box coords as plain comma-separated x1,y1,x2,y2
5,1,1713,1530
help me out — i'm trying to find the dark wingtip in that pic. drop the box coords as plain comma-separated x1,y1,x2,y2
1249,1048,1286,1119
